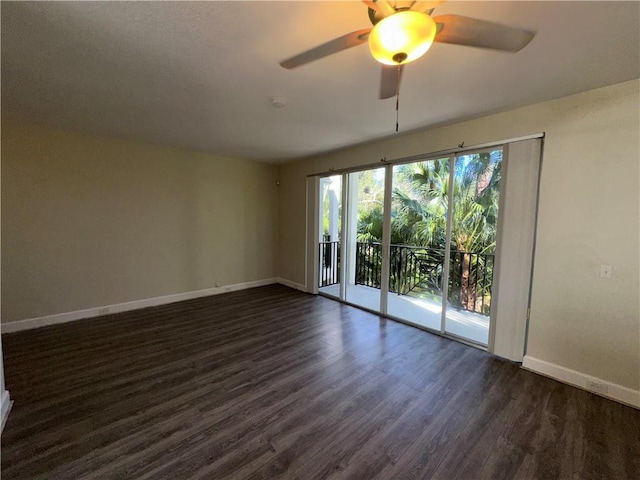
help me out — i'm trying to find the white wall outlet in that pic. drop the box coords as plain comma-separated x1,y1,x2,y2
599,265,612,279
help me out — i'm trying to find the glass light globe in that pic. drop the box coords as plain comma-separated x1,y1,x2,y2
368,11,437,65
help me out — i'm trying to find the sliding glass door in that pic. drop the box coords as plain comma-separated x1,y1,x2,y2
316,148,502,347
318,175,342,299
386,158,450,332
443,150,502,345
344,168,386,312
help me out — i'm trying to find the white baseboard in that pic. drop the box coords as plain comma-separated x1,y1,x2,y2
1,390,12,434
276,277,308,293
522,356,640,409
1,278,279,334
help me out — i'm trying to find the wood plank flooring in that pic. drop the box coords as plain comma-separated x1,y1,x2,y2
2,284,639,479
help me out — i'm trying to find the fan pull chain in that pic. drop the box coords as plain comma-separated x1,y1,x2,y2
395,64,401,132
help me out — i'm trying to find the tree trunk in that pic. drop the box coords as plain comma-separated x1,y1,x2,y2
460,253,476,311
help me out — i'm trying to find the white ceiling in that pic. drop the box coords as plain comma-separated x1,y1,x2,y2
2,1,639,163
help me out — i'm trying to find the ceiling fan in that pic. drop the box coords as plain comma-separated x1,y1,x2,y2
279,1,536,100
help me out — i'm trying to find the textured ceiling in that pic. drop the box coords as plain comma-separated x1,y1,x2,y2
2,1,639,163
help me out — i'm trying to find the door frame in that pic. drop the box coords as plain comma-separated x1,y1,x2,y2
311,135,543,355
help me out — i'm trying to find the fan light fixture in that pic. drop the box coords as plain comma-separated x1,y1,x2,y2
368,10,437,65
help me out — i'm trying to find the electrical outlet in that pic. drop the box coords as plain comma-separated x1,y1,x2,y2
599,265,612,279
587,380,609,395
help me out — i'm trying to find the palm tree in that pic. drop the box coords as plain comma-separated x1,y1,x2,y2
391,159,450,248
389,152,502,311
449,152,501,311
355,152,501,311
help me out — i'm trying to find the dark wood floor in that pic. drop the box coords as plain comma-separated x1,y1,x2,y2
1,285,638,479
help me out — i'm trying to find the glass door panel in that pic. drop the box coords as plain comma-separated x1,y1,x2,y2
386,158,451,331
444,149,503,345
344,168,386,312
318,175,342,298
316,149,503,350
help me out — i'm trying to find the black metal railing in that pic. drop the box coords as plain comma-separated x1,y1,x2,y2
388,244,445,297
355,242,383,289
318,241,495,315
447,250,495,315
319,241,340,287
354,242,494,315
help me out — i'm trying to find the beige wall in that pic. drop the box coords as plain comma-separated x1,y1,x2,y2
277,79,640,391
1,120,279,323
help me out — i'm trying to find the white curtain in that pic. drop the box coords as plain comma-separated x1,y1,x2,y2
489,138,543,361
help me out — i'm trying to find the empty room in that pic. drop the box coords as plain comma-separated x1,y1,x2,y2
1,1,639,479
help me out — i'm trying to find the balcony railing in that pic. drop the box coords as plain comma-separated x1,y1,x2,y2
319,241,494,316
447,248,495,316
319,241,340,287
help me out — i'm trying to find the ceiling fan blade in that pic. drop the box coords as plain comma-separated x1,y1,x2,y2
362,0,396,17
433,14,535,52
380,64,404,100
279,29,371,69
410,1,445,13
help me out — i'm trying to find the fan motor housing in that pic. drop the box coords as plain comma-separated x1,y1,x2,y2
368,2,431,25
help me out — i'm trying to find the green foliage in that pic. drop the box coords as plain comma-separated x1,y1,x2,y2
350,152,501,314
356,152,502,254
357,207,383,243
